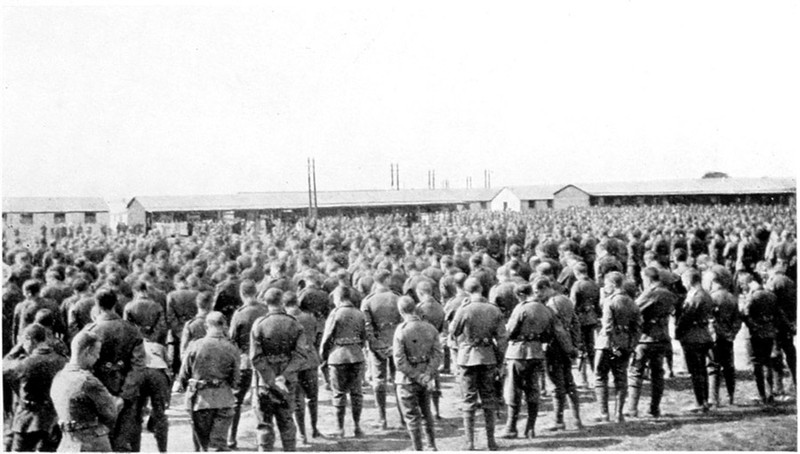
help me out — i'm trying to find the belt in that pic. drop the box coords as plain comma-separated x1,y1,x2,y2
334,337,362,346
20,400,50,409
407,354,430,365
59,420,100,433
467,338,493,347
189,378,226,390
614,326,631,333
100,360,125,371
377,321,397,330
265,354,290,364
511,334,542,342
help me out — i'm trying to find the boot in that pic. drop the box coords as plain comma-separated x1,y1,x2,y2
295,406,307,444
710,374,721,407
309,400,322,438
280,434,297,452
374,387,388,429
523,401,537,439
353,399,365,438
484,409,498,451
424,424,437,451
569,390,583,430
547,395,566,431
228,405,242,448
500,406,518,439
625,385,641,417
432,393,441,420
331,406,346,438
594,386,610,422
409,427,423,451
462,412,475,450
614,390,626,423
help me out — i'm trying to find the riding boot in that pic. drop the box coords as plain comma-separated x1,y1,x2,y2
331,406,346,438
500,405,518,438
295,405,307,444
409,427,423,451
432,393,441,419
569,389,583,429
353,399,365,438
424,424,437,451
462,412,475,450
374,387,388,429
625,385,641,417
524,400,538,439
547,394,566,431
484,409,498,451
309,400,321,438
594,386,610,422
710,374,721,407
614,389,627,423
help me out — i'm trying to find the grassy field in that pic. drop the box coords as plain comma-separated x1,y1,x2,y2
143,328,796,452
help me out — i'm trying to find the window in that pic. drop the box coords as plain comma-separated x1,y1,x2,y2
85,212,96,224
21,213,33,225
503,202,508,211
480,202,488,209
54,212,66,224
547,200,553,209
529,200,536,208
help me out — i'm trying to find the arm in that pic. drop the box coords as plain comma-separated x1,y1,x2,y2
392,329,417,382
282,328,309,376
250,324,274,387
120,339,146,401
319,312,336,362
86,376,119,428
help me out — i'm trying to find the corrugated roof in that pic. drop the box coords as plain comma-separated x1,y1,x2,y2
129,188,502,213
2,197,109,213
505,185,565,200
557,177,796,197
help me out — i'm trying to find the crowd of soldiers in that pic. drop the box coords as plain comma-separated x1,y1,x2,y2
2,202,796,451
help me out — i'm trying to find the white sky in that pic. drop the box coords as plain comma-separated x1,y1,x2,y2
2,1,799,201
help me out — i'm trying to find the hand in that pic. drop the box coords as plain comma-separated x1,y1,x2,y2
172,381,185,393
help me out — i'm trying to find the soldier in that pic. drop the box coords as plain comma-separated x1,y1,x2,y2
2,324,68,451
250,288,308,451
570,261,600,387
443,272,469,374
360,269,404,430
165,274,199,376
13,280,62,344
594,271,641,423
51,331,121,452
675,269,714,413
765,265,797,390
284,291,322,443
544,279,582,431
703,265,741,407
180,292,214,359
393,296,443,451
319,285,368,438
450,277,508,451
83,288,146,452
488,266,519,320
213,261,243,324
176,311,240,451
738,272,780,405
297,273,332,389
626,267,677,418
226,279,268,449
414,280,445,419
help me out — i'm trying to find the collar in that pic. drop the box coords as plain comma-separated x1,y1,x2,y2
268,307,287,315
404,314,421,322
95,311,121,322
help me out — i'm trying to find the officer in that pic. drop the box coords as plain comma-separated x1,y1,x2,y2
675,269,714,413
705,266,742,407
51,331,121,452
227,279,268,449
501,280,573,440
360,269,404,430
393,295,443,451
83,288,146,452
738,272,780,405
626,267,677,418
450,277,508,451
594,271,641,423
179,292,214,358
165,273,199,376
319,285,368,438
2,323,68,451
544,279,582,431
176,311,240,451
250,288,308,451
569,262,601,388
284,291,323,443
414,280,445,419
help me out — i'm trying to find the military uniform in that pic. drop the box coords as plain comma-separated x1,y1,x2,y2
545,294,581,430
65,294,96,344
570,276,601,381
765,274,797,386
180,313,208,357
51,363,119,452
503,297,570,438
166,287,198,375
139,341,171,452
740,288,780,402
488,282,518,320
594,290,641,421
707,287,742,405
286,306,322,442
675,286,714,409
177,330,240,451
83,311,146,452
3,345,67,451
627,283,677,417
13,296,62,344
250,308,308,451
227,301,269,448
319,299,367,436
213,277,243,324
393,315,443,450
360,289,403,427
450,294,508,450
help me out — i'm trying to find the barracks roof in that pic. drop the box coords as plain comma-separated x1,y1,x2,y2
503,185,565,200
2,197,109,214
555,177,796,197
128,188,502,213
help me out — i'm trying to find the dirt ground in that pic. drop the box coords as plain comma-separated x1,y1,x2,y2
142,327,796,452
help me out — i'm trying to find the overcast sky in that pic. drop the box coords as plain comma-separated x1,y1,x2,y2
2,2,799,201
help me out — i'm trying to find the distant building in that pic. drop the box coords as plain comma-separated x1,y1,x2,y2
489,185,563,212
2,197,109,239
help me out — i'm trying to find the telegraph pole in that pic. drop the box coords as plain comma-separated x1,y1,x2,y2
307,158,313,217
312,158,318,216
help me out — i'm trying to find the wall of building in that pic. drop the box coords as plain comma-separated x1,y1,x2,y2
554,186,591,209
490,188,522,211
127,200,148,227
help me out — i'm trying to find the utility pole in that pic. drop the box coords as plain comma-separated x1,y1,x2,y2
391,163,395,189
396,163,400,190
306,158,313,217
432,170,436,189
312,158,318,216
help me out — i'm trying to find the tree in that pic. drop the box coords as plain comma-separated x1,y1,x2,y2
702,171,729,179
